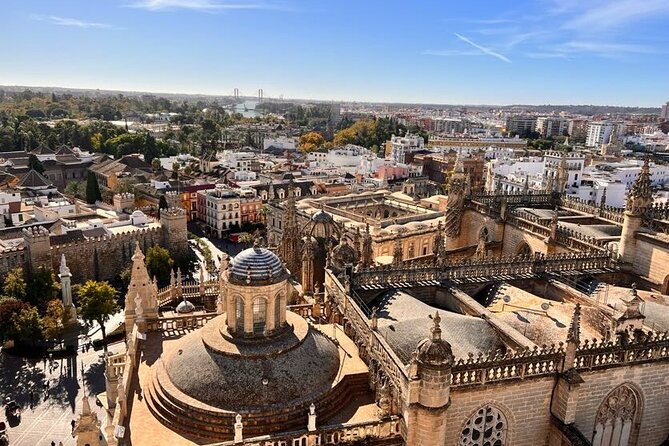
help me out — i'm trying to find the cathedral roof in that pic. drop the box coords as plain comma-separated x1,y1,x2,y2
371,289,505,363
228,245,286,285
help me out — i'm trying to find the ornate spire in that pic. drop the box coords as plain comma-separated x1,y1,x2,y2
549,206,559,240
444,151,468,238
431,311,442,341
433,221,445,257
59,253,70,276
626,158,653,213
566,303,581,344
279,177,301,277
454,148,464,174
360,224,373,267
599,187,607,211
393,237,403,265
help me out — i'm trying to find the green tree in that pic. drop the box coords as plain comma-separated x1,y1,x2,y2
64,180,85,199
151,157,162,171
12,306,43,346
238,232,255,247
145,245,174,285
42,299,66,341
86,171,102,204
77,280,119,353
28,154,45,174
26,266,60,311
3,267,26,301
299,131,325,153
0,298,28,343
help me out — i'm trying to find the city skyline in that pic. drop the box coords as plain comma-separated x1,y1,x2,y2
1,0,668,106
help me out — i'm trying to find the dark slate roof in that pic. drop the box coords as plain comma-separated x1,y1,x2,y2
0,220,58,241
82,227,109,238
371,289,505,363
50,230,86,245
30,145,55,155
0,151,29,159
229,246,286,284
54,145,76,156
16,169,53,188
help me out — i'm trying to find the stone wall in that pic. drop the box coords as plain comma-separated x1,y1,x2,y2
446,377,555,446
51,227,164,282
632,234,669,290
574,362,669,446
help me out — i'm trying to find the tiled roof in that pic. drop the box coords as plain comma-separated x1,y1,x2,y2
16,169,53,188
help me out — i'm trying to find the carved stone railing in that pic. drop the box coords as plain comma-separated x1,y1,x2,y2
208,417,403,446
148,312,218,332
451,345,564,387
573,331,669,371
470,191,556,206
352,251,616,288
561,195,624,223
158,279,219,307
288,303,314,319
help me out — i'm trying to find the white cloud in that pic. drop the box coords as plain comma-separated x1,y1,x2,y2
561,0,669,32
31,15,113,28
454,33,512,63
525,52,569,59
556,41,659,56
126,0,272,11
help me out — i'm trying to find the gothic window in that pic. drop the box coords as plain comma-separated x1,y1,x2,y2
459,405,507,446
253,297,267,334
235,296,244,332
408,242,415,258
592,385,639,446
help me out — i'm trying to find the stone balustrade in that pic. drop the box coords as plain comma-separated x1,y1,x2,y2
573,331,669,370
207,416,403,446
451,345,563,387
352,251,616,288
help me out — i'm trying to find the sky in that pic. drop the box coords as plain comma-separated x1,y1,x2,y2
0,0,668,106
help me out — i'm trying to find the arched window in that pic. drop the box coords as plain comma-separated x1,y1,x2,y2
592,385,639,446
235,296,244,332
274,294,282,328
480,227,490,242
459,405,507,446
253,297,267,334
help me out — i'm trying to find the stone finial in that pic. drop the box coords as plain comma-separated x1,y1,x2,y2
234,414,243,443
599,188,607,210
308,403,317,431
626,158,653,213
131,241,144,262
566,303,581,344
59,253,71,276
431,311,442,341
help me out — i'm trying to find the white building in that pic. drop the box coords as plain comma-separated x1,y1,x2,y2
197,185,241,238
536,117,567,138
661,102,669,120
586,122,624,147
389,133,425,163
263,136,298,152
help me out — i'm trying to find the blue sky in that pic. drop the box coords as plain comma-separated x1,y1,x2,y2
0,0,667,106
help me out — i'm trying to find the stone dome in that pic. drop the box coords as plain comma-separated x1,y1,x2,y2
312,209,332,223
175,298,195,314
165,313,341,410
228,246,286,285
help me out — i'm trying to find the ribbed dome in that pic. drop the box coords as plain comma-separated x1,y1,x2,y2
176,298,195,314
312,209,332,223
229,246,286,284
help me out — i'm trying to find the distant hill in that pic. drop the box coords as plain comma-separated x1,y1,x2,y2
0,84,660,115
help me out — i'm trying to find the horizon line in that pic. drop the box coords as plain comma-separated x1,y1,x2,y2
0,83,661,110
